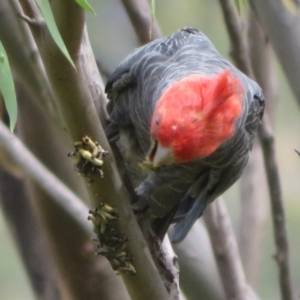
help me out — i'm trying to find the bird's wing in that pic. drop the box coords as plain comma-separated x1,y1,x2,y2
169,161,244,243
244,92,265,135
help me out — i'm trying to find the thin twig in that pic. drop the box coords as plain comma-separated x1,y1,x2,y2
249,0,300,105
162,236,184,300
0,120,93,235
258,116,294,300
218,0,294,299
218,0,253,77
204,199,260,300
17,12,44,26
238,10,277,285
0,0,58,117
173,221,225,300
247,11,278,124
239,139,268,285
121,0,162,44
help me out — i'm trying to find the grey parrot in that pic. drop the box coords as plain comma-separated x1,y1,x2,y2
105,28,264,243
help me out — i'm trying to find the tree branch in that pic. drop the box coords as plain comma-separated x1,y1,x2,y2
204,198,259,300
258,116,294,300
162,236,185,300
218,0,294,299
121,0,162,43
218,0,253,77
0,120,93,234
247,11,279,125
17,0,170,299
0,168,64,300
173,221,225,300
249,0,300,105
239,139,269,286
0,0,58,117
17,85,130,300
238,10,278,285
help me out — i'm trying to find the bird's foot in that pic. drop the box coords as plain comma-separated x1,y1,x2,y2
131,198,152,225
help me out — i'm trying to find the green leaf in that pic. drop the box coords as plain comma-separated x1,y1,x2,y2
149,0,155,39
35,0,75,68
0,41,17,132
151,0,156,19
75,0,95,13
234,0,241,14
234,0,247,14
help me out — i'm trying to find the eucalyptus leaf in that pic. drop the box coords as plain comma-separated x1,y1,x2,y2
151,0,156,19
0,41,17,132
234,0,241,14
75,0,95,13
35,0,75,68
234,0,247,14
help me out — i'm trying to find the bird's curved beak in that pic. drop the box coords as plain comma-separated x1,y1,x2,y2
146,139,175,168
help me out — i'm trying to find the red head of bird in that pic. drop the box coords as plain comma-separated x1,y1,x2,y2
148,70,243,167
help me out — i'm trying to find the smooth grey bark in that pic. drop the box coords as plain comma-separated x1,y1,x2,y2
173,221,225,300
250,0,300,106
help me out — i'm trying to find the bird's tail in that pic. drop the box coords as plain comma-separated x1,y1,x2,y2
169,193,207,243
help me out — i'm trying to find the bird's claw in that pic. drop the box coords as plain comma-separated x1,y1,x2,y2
131,199,152,225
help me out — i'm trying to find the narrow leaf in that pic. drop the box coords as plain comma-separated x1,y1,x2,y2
75,0,95,13
234,0,241,14
151,0,156,19
35,0,75,68
234,0,247,15
149,0,156,40
0,41,17,132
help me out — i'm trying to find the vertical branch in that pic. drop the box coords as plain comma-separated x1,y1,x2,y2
173,221,225,300
18,87,130,300
218,0,253,77
238,9,278,284
0,0,58,116
249,0,300,106
218,0,294,299
258,116,294,300
239,139,269,285
247,11,279,125
204,198,259,300
120,0,162,43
